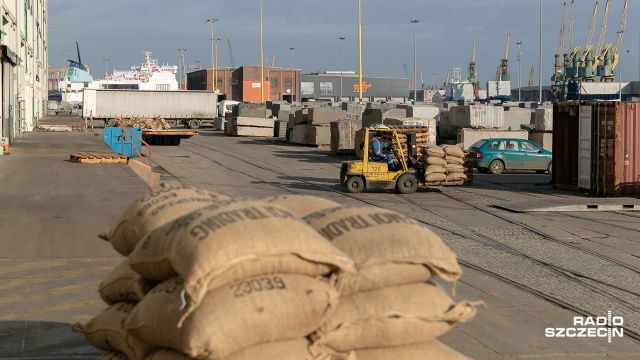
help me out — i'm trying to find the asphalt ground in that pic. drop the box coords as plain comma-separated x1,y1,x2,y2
0,115,638,359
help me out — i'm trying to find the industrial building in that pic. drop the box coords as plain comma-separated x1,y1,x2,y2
1,0,48,144
186,67,411,103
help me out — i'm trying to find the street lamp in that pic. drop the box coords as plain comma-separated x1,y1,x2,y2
205,19,218,91
538,0,542,103
178,48,187,89
214,38,221,90
290,47,295,103
516,41,522,101
357,0,363,104
260,0,264,103
103,58,110,89
411,20,419,102
339,36,345,101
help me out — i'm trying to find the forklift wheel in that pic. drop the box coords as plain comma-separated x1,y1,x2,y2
396,172,419,194
345,176,364,193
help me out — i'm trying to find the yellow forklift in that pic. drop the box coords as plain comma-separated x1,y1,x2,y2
339,127,425,194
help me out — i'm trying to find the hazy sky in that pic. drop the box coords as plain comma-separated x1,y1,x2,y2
49,0,638,88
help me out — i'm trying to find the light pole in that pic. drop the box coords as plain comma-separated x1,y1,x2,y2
290,47,295,103
178,48,187,89
357,0,363,104
516,41,522,101
339,37,345,102
205,19,218,91
260,0,264,103
103,58,110,89
411,20,419,102
214,38,221,90
538,0,542,103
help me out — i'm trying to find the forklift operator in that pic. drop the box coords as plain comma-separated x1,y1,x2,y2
369,133,399,171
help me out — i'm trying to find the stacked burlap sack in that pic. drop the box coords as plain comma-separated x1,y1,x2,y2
79,190,355,360
77,189,481,360
419,144,468,186
304,205,478,359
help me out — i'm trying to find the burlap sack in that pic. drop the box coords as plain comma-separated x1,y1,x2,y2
98,352,129,360
312,281,478,352
441,144,465,158
81,302,156,360
262,195,340,218
425,173,447,183
303,206,461,296
420,145,446,158
425,165,446,174
424,156,448,166
145,349,191,360
446,173,467,181
441,180,466,186
444,164,466,173
99,186,232,256
128,200,354,324
446,156,465,165
125,275,339,360
99,258,156,305
351,340,471,360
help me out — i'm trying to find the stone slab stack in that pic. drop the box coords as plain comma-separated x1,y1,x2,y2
361,108,407,128
291,124,331,146
213,117,226,131
274,120,288,139
448,104,504,128
330,117,362,155
457,128,528,150
293,109,310,125
342,102,366,117
230,117,274,137
308,107,348,125
237,103,268,119
396,104,440,119
530,108,553,152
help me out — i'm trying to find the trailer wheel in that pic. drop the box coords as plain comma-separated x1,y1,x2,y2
345,176,364,193
396,172,419,194
187,119,201,129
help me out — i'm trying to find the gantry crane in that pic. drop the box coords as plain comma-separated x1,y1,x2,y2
599,0,627,82
592,0,610,71
500,33,510,81
468,33,479,100
551,2,567,101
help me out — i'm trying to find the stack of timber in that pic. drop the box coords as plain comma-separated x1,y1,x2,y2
230,117,275,137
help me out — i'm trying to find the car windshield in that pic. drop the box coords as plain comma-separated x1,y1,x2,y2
469,140,487,149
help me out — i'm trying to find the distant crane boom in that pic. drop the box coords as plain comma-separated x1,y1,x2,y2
528,66,535,87
555,2,566,75
594,0,610,59
584,2,599,53
227,37,236,67
567,0,574,54
611,0,628,70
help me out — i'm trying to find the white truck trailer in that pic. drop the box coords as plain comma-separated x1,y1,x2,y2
82,89,218,128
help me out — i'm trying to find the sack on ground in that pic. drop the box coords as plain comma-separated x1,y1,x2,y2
312,281,478,352
304,206,461,296
99,258,156,305
444,164,465,174
125,275,339,360
424,173,447,183
99,186,231,256
98,352,129,360
81,302,156,360
127,200,354,324
445,173,467,182
261,195,340,218
350,340,471,360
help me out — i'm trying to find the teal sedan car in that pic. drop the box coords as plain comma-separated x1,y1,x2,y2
468,138,552,175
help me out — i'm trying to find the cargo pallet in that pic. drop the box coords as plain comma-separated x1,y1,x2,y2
70,152,128,164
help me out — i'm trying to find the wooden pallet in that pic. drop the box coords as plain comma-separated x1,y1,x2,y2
70,152,127,164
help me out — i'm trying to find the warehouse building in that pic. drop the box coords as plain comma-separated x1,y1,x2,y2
300,72,410,103
1,0,48,144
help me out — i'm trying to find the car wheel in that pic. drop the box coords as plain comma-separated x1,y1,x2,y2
345,176,364,193
489,160,505,175
396,172,419,194
477,167,490,174
547,162,553,175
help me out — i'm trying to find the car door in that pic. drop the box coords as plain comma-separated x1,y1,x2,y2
520,140,548,170
499,140,523,170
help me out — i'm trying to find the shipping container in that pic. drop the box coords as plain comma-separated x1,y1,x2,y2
553,102,640,196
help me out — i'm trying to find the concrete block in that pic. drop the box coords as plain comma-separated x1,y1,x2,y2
232,117,274,128
396,104,440,119
343,102,366,116
291,124,331,145
237,103,267,118
457,128,529,149
213,117,225,131
534,108,553,131
308,107,347,125
274,120,287,138
330,117,362,155
448,105,504,128
362,108,407,128
294,108,309,125
529,131,553,152
232,126,274,137
503,107,535,131
271,102,291,117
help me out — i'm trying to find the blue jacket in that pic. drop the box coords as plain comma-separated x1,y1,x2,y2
369,136,388,157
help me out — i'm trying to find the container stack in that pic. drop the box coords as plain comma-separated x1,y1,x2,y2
77,189,480,360
418,145,468,186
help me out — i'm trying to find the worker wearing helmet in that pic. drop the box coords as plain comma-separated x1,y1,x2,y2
369,133,400,171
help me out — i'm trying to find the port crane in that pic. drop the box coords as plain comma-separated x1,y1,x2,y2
578,1,599,80
500,33,511,81
564,0,580,80
551,2,566,101
227,37,236,67
598,0,627,82
468,33,479,100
